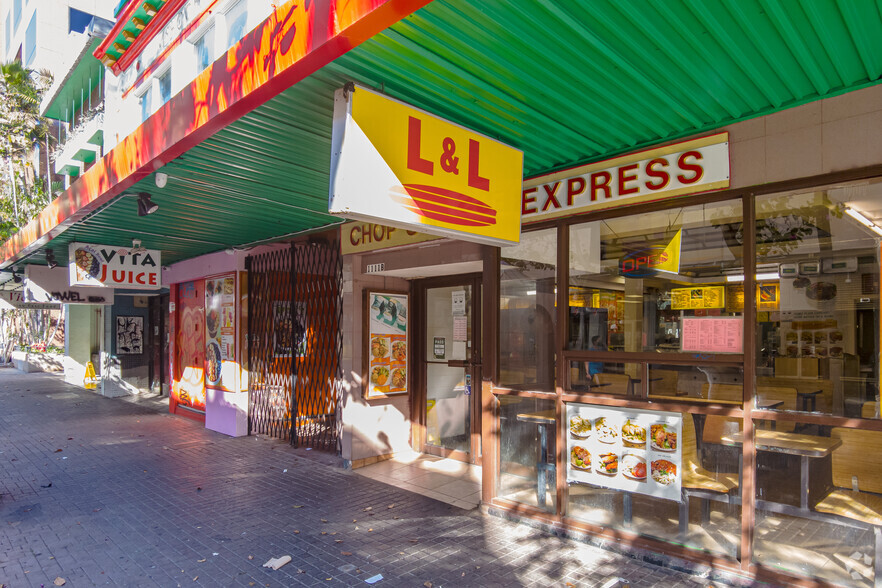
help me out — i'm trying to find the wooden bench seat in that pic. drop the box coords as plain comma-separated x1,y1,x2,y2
679,414,738,536
682,466,738,494
815,489,882,526
811,427,882,587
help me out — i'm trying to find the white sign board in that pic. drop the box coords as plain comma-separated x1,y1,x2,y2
69,242,161,290
0,289,59,310
567,403,682,502
523,133,730,223
25,265,114,305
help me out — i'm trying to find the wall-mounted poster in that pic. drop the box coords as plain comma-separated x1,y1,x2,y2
757,283,779,311
273,301,307,358
567,403,682,502
116,316,143,354
366,292,408,398
173,280,206,412
205,274,237,392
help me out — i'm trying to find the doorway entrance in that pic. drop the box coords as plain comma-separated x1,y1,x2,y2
416,274,482,465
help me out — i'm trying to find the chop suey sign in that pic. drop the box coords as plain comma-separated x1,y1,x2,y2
69,242,161,290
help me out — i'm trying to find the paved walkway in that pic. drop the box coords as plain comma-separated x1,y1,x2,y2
0,368,717,587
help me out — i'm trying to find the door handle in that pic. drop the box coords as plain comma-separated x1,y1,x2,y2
446,361,482,368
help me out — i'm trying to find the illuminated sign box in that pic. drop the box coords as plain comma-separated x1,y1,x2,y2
329,85,524,247
671,286,725,310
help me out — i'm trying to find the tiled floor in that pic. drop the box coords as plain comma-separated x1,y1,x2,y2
354,450,482,509
0,369,740,586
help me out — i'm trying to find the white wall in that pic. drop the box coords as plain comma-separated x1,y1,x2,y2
0,0,116,73
63,302,103,387
103,0,276,150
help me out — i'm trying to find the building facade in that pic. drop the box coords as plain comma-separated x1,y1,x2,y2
1,1,882,585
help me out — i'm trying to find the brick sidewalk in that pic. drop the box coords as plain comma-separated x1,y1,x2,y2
0,369,716,587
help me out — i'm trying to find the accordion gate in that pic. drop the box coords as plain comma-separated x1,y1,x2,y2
246,238,342,451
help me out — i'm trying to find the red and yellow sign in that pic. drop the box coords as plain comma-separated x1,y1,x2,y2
329,85,524,246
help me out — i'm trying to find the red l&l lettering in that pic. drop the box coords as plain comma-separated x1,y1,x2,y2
407,117,434,175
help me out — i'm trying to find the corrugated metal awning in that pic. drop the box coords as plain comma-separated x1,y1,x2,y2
4,0,882,279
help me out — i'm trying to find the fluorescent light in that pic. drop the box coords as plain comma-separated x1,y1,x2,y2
845,207,875,228
845,206,882,236
726,272,779,283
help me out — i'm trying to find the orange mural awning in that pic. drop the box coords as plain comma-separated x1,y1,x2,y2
0,0,432,269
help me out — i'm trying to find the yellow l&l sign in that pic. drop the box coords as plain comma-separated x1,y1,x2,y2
329,84,524,246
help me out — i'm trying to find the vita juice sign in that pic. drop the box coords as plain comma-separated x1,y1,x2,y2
329,85,524,246
69,242,161,290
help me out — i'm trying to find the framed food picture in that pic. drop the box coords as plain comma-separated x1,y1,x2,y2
205,273,238,392
365,291,408,399
567,403,682,502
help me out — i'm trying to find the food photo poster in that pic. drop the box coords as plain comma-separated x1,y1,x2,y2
205,274,237,392
567,403,682,502
367,292,408,398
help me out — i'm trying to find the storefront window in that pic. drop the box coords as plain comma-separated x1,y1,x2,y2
752,420,880,586
755,183,881,417
568,200,744,357
569,361,643,395
647,364,743,404
500,228,556,390
566,407,741,558
497,395,556,512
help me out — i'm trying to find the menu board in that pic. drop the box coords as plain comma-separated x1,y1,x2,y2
681,317,743,353
205,274,237,392
367,292,407,398
567,403,682,502
725,283,779,312
781,317,843,358
671,286,725,310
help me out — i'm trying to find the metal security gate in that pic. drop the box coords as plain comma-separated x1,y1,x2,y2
247,236,342,451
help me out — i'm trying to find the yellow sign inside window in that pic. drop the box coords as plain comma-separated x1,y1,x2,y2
671,286,725,310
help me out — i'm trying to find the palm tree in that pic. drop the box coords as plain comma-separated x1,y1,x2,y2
0,61,52,239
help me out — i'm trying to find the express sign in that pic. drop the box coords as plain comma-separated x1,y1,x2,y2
522,133,729,223
69,242,161,290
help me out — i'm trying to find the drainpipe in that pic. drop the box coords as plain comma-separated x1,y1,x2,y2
45,136,50,204
6,154,19,224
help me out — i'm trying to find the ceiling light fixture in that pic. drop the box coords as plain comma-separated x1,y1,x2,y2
725,272,781,283
845,206,882,237
137,192,159,216
154,172,168,189
11,269,21,284
130,239,147,254
46,249,59,269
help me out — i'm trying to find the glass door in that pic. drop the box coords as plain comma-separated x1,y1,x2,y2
419,275,482,464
